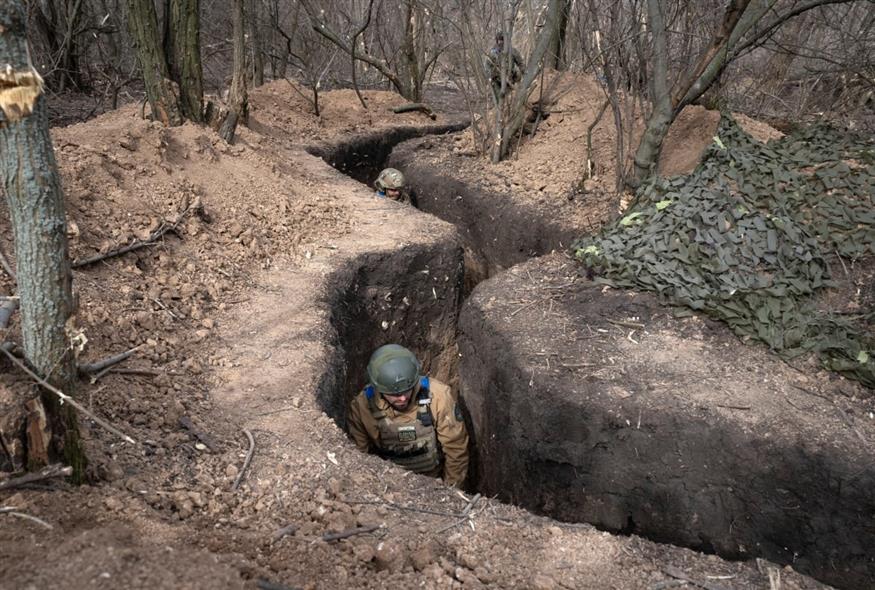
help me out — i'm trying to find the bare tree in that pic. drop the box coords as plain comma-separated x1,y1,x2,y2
126,0,185,124
299,0,446,102
220,0,249,141
630,0,861,186
0,1,86,480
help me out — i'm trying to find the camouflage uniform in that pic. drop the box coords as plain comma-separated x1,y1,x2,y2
484,39,525,103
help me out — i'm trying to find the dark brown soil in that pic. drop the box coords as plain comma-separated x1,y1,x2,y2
458,254,875,589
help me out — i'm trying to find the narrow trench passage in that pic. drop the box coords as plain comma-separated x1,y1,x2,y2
306,124,556,464
307,128,874,590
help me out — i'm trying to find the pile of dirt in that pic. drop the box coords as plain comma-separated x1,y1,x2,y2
409,71,784,239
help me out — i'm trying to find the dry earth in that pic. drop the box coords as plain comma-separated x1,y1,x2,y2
0,80,833,589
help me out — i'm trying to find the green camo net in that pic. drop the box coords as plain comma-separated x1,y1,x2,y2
574,115,875,387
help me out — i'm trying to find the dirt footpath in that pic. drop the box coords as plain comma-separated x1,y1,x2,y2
0,82,833,589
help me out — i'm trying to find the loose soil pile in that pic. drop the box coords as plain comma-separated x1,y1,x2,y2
0,79,835,589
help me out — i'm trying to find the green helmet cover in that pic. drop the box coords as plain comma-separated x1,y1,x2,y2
367,344,420,394
375,168,406,191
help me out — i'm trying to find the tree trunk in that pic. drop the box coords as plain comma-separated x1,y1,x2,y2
249,0,265,86
630,0,673,184
221,0,248,142
126,0,184,125
546,0,572,70
0,2,86,481
168,0,204,122
400,0,422,102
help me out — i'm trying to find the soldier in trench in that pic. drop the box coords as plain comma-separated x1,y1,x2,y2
374,167,417,207
348,344,469,488
484,31,525,104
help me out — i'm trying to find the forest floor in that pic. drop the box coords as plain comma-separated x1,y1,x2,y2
0,78,839,589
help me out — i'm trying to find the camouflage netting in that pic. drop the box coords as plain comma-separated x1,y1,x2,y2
574,116,875,387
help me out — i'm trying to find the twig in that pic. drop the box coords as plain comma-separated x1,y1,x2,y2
0,346,137,445
715,404,751,410
834,249,850,279
271,523,299,543
256,579,302,590
179,416,221,452
606,318,646,329
0,464,72,491
343,498,459,518
661,566,729,590
435,493,482,533
0,244,16,282
321,524,380,542
0,509,53,529
78,346,140,374
231,429,256,491
72,215,184,268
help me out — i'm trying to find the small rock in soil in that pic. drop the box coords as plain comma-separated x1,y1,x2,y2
374,540,406,572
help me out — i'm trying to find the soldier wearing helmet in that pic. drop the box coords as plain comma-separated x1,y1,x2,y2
374,167,415,206
347,344,469,487
484,30,525,104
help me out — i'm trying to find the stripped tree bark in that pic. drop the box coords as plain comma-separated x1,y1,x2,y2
0,1,86,480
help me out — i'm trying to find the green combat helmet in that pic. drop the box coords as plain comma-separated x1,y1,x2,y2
375,168,406,192
367,344,420,394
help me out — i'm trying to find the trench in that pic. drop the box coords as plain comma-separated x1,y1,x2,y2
307,127,873,590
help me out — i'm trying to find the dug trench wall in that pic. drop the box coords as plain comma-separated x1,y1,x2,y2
459,255,875,590
390,138,582,277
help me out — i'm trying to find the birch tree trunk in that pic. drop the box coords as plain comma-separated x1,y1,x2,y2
0,1,86,481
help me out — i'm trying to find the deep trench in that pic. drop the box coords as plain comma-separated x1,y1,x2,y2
307,128,873,590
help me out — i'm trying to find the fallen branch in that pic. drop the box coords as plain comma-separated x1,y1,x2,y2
271,523,299,543
321,524,380,542
0,508,53,529
343,498,459,518
72,219,180,269
231,429,255,491
661,566,729,590
606,318,646,329
391,103,436,120
0,346,137,445
78,346,140,375
256,580,302,590
179,416,221,452
0,464,72,491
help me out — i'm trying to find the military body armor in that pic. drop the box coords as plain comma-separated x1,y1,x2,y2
365,378,442,474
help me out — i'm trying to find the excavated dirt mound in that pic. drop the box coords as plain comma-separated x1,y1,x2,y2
458,254,875,589
0,79,833,589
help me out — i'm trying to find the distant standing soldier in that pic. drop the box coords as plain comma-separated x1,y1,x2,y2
348,344,469,488
484,31,525,104
374,167,416,206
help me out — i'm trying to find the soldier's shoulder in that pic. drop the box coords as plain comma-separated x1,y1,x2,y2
426,378,453,401
350,388,370,408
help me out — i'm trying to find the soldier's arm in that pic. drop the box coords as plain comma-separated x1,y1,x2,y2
513,49,525,73
433,389,469,487
347,397,373,453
